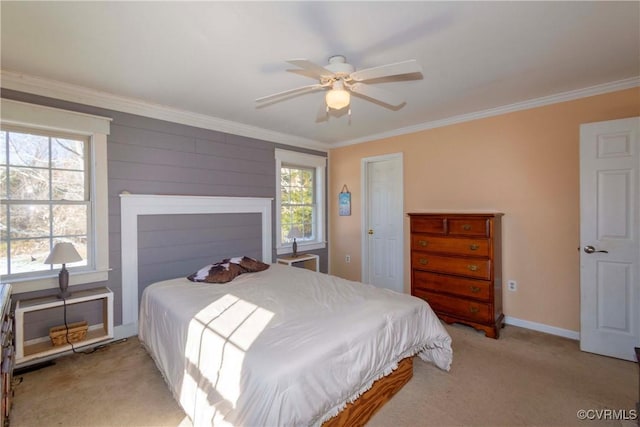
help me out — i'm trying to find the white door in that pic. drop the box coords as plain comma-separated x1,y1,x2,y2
362,154,403,293
580,117,640,361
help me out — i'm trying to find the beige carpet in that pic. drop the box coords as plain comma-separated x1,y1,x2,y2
10,324,638,427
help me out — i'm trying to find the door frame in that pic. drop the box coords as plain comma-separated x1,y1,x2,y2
361,152,404,287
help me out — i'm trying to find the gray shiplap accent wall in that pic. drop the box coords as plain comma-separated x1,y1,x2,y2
137,213,262,301
2,89,328,331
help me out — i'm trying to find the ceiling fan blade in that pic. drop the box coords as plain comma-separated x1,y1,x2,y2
286,59,335,79
350,59,422,82
349,82,405,107
256,83,325,103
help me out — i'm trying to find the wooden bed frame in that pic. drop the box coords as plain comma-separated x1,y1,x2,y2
323,357,413,427
122,194,414,425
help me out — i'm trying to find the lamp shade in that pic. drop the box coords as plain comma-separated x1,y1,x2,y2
325,89,350,110
325,80,351,110
44,242,82,265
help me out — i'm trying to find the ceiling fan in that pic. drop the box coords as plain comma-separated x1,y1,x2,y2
256,55,423,113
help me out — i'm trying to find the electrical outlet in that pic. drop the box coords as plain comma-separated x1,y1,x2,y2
345,255,351,263
507,280,517,291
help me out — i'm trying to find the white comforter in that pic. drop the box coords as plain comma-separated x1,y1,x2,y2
139,263,452,427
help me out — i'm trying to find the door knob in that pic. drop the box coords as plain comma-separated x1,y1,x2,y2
368,229,374,235
584,245,608,254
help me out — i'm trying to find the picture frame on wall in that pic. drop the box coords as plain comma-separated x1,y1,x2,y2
339,185,351,216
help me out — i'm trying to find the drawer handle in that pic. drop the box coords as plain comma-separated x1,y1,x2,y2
467,264,479,271
469,306,479,313
418,240,428,247
470,286,481,293
462,224,472,231
418,258,428,265
469,244,480,251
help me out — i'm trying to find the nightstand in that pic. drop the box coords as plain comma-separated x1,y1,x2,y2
277,254,319,272
14,287,113,367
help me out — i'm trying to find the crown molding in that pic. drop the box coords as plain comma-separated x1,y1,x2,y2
334,76,640,147
0,70,329,152
2,69,637,151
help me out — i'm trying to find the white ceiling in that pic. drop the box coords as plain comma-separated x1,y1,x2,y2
1,2,639,150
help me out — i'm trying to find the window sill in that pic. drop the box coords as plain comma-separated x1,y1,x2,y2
276,242,326,256
4,269,111,295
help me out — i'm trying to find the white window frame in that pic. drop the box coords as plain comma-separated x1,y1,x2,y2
1,99,111,292
275,149,326,255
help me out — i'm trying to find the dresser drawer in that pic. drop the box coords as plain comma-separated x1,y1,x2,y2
411,234,490,257
410,217,446,234
411,253,491,280
413,289,492,323
447,218,489,237
412,271,491,301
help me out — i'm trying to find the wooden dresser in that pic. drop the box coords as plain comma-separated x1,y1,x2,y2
408,213,503,338
0,284,12,427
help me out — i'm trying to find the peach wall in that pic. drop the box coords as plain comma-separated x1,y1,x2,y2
328,87,640,332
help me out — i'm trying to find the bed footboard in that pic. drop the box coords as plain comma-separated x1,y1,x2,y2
323,356,414,427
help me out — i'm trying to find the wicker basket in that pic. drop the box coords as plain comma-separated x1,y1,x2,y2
49,321,88,347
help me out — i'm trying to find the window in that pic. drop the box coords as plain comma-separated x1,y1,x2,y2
1,126,89,275
280,165,315,243
0,99,110,292
275,149,326,255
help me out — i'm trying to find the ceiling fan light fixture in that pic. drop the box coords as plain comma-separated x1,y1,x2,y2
325,81,350,110
325,89,350,110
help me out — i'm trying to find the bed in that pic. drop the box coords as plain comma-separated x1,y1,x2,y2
139,262,452,426
121,194,452,426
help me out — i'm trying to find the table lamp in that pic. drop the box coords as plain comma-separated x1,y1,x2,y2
287,227,302,258
44,242,82,299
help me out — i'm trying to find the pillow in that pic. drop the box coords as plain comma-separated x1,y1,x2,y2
187,261,244,283
237,256,270,273
187,256,269,283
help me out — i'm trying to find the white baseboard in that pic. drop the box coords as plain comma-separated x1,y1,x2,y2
114,323,137,340
504,316,580,341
